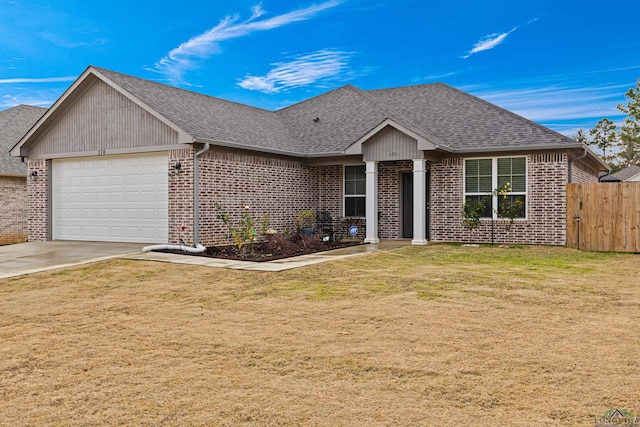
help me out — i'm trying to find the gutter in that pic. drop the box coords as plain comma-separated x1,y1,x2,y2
568,148,588,183
193,142,211,246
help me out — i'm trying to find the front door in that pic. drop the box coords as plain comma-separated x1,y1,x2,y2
402,173,413,238
402,170,431,240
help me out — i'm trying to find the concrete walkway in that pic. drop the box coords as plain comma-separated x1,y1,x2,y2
123,240,410,272
0,241,145,279
0,240,411,279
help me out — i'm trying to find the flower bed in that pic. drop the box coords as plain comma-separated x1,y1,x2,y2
157,233,363,262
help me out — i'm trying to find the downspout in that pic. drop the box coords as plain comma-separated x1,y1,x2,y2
568,148,587,183
193,143,211,246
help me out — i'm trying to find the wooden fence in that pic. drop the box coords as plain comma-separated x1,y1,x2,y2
567,183,640,252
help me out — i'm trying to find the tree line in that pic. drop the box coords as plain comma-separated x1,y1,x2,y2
574,79,640,172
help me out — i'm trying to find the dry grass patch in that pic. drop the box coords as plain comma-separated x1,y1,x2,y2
0,244,639,426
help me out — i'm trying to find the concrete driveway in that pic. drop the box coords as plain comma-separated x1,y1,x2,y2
0,241,145,279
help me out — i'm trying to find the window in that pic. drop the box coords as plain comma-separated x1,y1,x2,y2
464,157,526,219
344,165,366,217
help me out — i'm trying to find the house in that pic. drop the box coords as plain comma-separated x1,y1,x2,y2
0,105,46,244
10,66,608,246
602,165,640,182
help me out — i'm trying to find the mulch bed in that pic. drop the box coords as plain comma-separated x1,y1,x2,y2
154,236,364,262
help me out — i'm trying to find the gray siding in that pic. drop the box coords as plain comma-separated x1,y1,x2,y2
362,126,420,161
29,79,178,157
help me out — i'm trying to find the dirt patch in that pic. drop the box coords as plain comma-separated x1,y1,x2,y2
0,244,638,426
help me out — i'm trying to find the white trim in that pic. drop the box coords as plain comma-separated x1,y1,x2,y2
344,118,439,155
343,164,366,218
411,159,428,245
364,161,379,244
463,155,528,220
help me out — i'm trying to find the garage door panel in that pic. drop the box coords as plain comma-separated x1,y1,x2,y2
53,153,168,243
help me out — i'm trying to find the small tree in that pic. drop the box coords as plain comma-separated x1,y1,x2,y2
462,199,484,232
617,79,640,168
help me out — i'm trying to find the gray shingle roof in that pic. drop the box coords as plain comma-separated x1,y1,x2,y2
367,83,579,151
1,105,46,175
19,66,585,158
611,165,640,181
94,67,299,155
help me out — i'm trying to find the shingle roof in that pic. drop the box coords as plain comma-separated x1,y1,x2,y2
94,67,299,155
94,68,584,156
611,165,640,181
16,66,586,159
0,105,46,175
367,83,579,151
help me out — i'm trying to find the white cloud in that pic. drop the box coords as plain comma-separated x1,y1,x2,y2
151,1,343,84
461,27,517,59
237,50,352,93
0,76,76,84
472,84,628,121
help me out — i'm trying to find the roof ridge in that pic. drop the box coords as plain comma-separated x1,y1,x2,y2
91,66,275,115
0,105,23,134
364,84,451,148
276,84,359,113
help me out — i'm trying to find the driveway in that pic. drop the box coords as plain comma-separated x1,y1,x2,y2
0,241,145,279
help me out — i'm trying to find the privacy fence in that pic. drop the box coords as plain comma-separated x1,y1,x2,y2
567,183,640,253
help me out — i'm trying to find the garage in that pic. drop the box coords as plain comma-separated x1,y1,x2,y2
52,153,168,243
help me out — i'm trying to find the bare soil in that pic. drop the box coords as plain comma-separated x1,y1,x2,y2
159,235,363,262
0,244,638,426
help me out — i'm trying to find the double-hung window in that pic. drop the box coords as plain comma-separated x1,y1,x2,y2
464,157,527,219
344,165,366,217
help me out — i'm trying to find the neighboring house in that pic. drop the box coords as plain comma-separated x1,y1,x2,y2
610,165,640,182
10,66,608,246
0,105,46,244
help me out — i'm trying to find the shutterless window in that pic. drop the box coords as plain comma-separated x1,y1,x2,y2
464,157,527,219
497,157,526,218
464,158,493,218
344,165,366,217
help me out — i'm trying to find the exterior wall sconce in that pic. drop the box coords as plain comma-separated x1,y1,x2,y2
169,162,183,176
30,170,38,179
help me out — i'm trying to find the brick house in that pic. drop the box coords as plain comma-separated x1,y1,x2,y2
10,66,607,246
0,105,46,244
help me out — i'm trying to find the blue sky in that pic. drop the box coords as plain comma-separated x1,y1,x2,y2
1,0,639,136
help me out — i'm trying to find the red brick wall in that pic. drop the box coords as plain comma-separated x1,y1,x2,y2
378,160,413,239
168,149,195,245
26,160,49,241
430,154,569,245
0,176,27,242
196,150,319,246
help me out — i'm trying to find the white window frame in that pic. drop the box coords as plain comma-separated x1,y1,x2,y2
463,156,527,220
344,164,366,218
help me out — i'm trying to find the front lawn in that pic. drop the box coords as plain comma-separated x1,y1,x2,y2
0,244,638,426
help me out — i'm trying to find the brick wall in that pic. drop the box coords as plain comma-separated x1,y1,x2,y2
572,159,599,183
196,150,319,246
26,160,49,241
430,154,569,245
0,176,27,243
378,160,413,238
168,149,195,245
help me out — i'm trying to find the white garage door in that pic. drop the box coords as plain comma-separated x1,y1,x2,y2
53,153,168,243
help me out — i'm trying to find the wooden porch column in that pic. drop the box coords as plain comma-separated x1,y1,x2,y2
364,160,379,243
411,159,428,245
